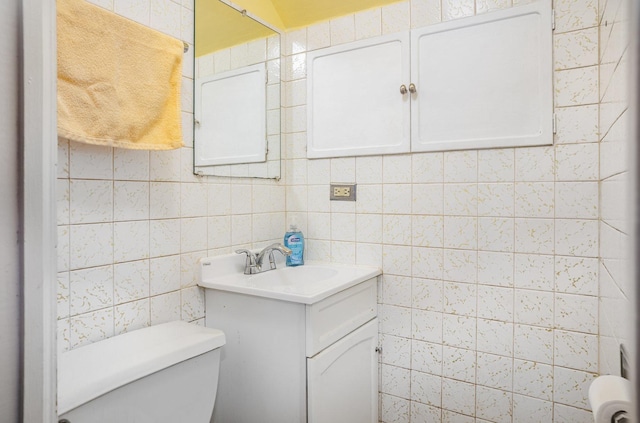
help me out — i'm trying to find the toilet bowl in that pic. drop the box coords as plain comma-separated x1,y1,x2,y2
58,321,225,423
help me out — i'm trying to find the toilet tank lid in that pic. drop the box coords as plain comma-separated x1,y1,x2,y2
58,321,225,415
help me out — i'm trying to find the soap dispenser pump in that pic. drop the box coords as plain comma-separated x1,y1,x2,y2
284,225,304,266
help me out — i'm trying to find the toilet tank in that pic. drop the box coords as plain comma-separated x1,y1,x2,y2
58,321,225,423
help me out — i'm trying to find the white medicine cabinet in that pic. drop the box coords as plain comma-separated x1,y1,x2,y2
306,0,553,159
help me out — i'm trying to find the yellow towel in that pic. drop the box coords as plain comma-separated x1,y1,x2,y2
57,0,184,150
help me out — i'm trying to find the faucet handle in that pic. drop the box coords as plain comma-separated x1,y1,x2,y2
235,249,257,274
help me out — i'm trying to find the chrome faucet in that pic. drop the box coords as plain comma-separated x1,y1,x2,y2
235,243,292,275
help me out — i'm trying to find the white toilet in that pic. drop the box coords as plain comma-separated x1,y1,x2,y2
57,321,225,423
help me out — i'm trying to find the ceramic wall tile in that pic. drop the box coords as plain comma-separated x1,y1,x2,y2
57,179,70,225
412,278,443,311
475,386,512,423
553,403,593,422
383,275,412,307
58,138,70,178
411,339,442,375
555,66,599,107
478,149,514,182
477,319,513,356
478,183,514,217
476,352,512,391
444,151,477,183
442,346,476,383
114,298,150,335
114,220,150,263
330,15,356,45
383,215,411,245
441,0,474,21
113,148,149,181
477,285,513,322
410,0,442,28
381,364,411,399
478,217,514,252
513,324,554,364
181,286,205,321
69,142,113,180
554,105,599,144
555,219,599,257
443,216,477,249
554,27,598,70
555,256,598,295
150,182,181,219
411,247,443,279
69,265,113,315
555,182,598,219
381,333,412,368
442,314,476,350
149,255,180,296
412,215,443,247
555,293,598,333
383,184,412,214
556,143,599,181
150,291,181,325
554,330,598,372
112,175,150,220
514,289,554,327
512,394,553,423
443,281,476,316
553,366,596,409
69,307,114,349
382,1,410,34
514,182,554,218
441,378,475,415
412,309,442,343
443,249,476,284
442,410,475,423
149,219,181,257
514,254,554,290
444,183,477,216
477,251,514,287
515,147,554,182
554,0,598,33
513,359,553,400
381,304,413,338
70,180,113,224
307,22,331,51
412,184,444,215
69,223,113,270
149,149,181,182
57,272,70,320
381,393,410,423
113,259,149,304
514,218,554,254
410,401,441,422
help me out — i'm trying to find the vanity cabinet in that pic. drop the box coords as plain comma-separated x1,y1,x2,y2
205,277,379,423
306,0,552,158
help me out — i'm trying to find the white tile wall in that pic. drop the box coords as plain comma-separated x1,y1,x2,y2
280,0,611,421
598,0,633,378
57,0,285,353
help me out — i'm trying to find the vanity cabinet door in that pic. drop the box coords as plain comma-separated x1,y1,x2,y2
307,318,378,423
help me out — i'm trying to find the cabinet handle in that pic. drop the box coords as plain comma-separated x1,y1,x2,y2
399,85,407,95
375,347,382,354
409,83,416,93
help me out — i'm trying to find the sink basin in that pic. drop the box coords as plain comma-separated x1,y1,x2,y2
198,258,381,304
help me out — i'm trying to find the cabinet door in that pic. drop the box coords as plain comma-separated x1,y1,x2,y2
411,0,553,152
306,33,410,158
307,319,378,423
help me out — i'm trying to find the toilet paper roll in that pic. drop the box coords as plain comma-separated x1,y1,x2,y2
588,375,633,423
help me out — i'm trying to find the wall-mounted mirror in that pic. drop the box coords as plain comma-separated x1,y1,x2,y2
194,0,281,179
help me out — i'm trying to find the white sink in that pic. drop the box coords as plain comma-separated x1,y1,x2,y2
198,255,381,304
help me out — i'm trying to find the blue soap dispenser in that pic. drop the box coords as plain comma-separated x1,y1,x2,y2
284,224,304,266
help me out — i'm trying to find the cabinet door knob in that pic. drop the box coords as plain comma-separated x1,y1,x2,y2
399,84,407,95
409,83,416,93
375,347,382,353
